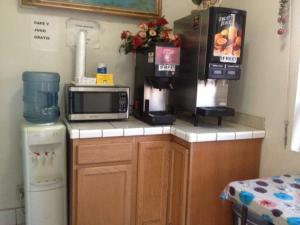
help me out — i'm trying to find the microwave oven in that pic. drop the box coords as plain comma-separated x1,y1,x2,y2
65,84,129,121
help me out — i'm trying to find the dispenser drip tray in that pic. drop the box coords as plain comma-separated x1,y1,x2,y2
195,106,235,126
143,111,176,125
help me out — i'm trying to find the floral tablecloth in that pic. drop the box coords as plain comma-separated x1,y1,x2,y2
222,175,300,225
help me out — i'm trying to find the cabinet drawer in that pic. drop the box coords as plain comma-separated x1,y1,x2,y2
77,143,133,164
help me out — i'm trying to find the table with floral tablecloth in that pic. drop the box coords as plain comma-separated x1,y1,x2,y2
222,175,300,225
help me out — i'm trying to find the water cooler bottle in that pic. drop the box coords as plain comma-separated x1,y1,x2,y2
21,122,67,225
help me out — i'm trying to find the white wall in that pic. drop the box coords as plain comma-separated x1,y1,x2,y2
221,0,300,176
0,0,194,209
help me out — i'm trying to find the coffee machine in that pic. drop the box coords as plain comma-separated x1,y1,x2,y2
172,7,246,126
133,43,180,125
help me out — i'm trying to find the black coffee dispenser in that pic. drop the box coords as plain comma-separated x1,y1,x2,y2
133,43,180,125
173,7,246,126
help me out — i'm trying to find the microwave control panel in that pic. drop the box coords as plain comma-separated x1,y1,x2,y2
118,92,128,113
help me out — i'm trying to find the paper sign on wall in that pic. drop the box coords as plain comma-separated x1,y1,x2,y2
31,16,59,52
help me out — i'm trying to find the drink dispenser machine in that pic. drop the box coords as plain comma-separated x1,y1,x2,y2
173,7,246,125
133,43,180,125
22,122,67,225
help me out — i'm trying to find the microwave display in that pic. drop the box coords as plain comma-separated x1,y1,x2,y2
71,92,125,114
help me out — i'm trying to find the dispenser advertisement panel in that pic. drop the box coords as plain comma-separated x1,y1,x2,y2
213,12,245,64
155,46,180,72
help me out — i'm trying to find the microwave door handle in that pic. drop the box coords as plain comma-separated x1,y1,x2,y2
126,94,129,111
125,93,129,113
68,91,73,114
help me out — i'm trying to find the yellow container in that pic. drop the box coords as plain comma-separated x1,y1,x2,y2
96,74,114,85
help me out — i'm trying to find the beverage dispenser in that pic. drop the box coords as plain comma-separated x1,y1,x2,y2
173,7,246,125
133,43,180,125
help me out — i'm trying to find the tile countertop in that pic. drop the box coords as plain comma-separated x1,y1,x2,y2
64,117,266,143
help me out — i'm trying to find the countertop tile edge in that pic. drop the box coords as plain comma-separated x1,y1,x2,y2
174,129,187,141
65,122,79,139
185,132,198,142
217,132,236,141
65,119,266,142
79,129,102,139
124,128,144,136
235,131,253,140
253,130,266,139
163,126,171,134
144,127,163,135
197,133,217,142
102,129,124,138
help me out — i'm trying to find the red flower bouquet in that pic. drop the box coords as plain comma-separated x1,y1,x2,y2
120,17,181,54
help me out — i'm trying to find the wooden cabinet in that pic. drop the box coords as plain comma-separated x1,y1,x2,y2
136,140,170,225
77,165,132,225
185,139,262,225
168,142,189,225
69,137,136,225
76,143,133,165
69,135,262,225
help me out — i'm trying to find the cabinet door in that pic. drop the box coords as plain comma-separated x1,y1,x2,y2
77,165,132,225
137,141,170,225
168,143,189,225
187,139,262,225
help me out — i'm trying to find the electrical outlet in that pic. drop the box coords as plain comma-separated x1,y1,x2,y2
17,184,24,205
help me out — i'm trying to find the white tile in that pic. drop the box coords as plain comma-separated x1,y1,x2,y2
197,133,217,142
16,208,25,225
144,127,163,135
185,133,198,142
162,126,171,134
111,119,148,136
0,209,16,225
69,129,79,139
217,132,236,141
79,129,102,139
124,128,144,136
175,129,186,140
235,131,253,140
64,120,80,139
253,130,266,139
65,117,265,143
102,129,124,137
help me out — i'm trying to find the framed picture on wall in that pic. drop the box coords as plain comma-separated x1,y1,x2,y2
21,0,162,19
